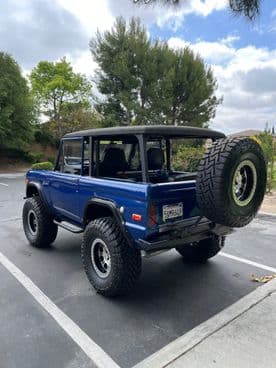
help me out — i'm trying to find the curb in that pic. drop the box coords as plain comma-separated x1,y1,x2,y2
258,211,276,217
133,279,276,368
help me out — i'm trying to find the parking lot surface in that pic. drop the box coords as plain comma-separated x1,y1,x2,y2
0,173,276,368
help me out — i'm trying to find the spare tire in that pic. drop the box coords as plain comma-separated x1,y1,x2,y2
196,137,266,227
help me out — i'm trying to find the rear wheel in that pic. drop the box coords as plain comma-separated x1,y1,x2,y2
81,217,142,296
22,196,58,248
175,236,225,263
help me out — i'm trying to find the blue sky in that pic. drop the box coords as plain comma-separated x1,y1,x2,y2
150,1,276,50
0,0,275,134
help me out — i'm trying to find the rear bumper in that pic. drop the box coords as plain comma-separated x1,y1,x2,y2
137,217,233,251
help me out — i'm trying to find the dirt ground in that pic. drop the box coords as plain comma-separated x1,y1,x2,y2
0,161,30,174
261,190,276,214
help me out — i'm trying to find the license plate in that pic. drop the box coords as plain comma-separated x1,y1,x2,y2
163,203,183,221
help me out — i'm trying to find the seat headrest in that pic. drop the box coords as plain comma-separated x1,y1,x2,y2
147,147,164,170
100,147,128,175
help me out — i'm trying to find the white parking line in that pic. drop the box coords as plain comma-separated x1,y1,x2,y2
220,252,276,273
0,217,21,223
0,252,120,368
0,182,8,187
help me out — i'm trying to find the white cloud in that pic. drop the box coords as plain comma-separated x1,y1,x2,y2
106,0,227,31
57,0,115,36
2,0,273,135
168,36,276,134
169,37,236,63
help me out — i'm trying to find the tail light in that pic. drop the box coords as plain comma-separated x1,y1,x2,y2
149,204,157,227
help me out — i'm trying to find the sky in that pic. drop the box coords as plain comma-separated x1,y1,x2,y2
0,0,276,134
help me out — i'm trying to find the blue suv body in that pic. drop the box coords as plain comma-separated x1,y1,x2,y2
23,126,266,296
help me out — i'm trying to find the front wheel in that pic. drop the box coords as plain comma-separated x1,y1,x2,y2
22,196,58,248
175,236,225,263
81,217,142,296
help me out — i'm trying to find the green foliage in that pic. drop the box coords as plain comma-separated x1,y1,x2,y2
34,125,55,147
91,17,220,128
254,129,275,193
133,0,261,20
27,151,44,163
0,52,35,147
47,156,56,164
49,101,100,137
30,58,93,139
31,161,54,170
0,147,29,161
171,145,205,172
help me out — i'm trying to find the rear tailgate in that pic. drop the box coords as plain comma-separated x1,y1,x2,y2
148,180,200,225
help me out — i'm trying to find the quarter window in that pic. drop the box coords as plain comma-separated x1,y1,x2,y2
56,139,82,175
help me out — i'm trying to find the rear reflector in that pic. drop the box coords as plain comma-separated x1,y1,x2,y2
149,205,156,227
132,214,142,222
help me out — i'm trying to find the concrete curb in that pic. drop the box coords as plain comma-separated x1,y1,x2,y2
133,279,276,368
258,211,276,217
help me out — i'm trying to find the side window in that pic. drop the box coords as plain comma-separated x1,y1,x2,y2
96,138,141,180
56,139,82,175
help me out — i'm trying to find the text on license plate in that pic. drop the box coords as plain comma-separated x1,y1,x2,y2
163,203,183,221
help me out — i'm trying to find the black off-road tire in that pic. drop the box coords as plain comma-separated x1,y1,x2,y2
81,217,142,297
176,236,225,263
22,196,58,248
196,138,266,227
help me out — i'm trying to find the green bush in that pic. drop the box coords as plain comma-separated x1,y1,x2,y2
47,156,56,164
0,147,30,161
27,151,44,163
172,145,205,172
34,127,55,147
31,161,54,170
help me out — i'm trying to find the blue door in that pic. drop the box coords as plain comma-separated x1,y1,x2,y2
48,138,82,223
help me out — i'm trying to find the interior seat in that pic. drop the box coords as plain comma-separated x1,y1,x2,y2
99,147,128,177
147,147,164,170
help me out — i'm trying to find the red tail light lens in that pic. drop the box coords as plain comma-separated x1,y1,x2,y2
132,213,142,222
149,204,157,227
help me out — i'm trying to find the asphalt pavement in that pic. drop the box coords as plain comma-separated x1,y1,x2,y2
0,173,276,368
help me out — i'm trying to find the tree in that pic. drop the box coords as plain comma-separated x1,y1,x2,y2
133,0,261,20
0,52,34,147
90,17,220,127
30,58,92,139
254,127,275,193
48,101,101,137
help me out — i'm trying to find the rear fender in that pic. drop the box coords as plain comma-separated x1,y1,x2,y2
83,198,134,247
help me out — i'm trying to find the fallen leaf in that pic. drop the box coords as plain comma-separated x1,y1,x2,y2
251,274,276,283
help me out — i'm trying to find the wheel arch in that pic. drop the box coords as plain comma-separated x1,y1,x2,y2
26,181,42,198
83,198,133,246
25,181,49,212
83,198,122,225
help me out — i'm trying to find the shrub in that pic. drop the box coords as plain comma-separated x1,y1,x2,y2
0,147,30,161
27,151,44,163
172,145,205,172
34,127,55,147
47,156,56,164
31,161,54,170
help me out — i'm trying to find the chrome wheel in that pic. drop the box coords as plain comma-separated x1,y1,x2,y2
232,160,257,207
28,210,38,235
91,238,111,278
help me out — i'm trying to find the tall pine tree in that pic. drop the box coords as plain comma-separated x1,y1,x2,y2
91,17,220,127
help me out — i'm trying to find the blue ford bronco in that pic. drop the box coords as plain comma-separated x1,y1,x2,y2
23,126,267,296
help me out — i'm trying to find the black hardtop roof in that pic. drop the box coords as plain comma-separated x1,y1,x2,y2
64,125,225,139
